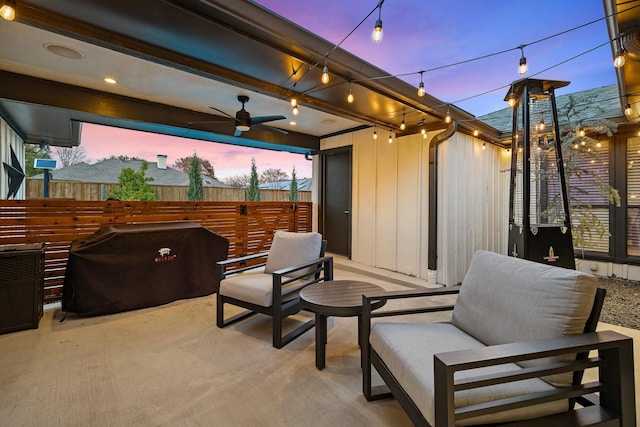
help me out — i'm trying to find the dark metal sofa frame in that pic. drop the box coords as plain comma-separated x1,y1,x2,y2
362,286,636,427
217,240,333,349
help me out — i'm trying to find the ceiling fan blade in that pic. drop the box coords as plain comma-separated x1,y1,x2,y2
209,106,235,120
249,115,286,125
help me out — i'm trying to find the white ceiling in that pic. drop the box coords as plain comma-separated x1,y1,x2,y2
0,18,361,139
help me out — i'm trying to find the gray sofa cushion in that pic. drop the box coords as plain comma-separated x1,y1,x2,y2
370,322,567,426
451,250,598,387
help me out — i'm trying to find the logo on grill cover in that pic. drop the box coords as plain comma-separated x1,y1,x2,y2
155,247,177,262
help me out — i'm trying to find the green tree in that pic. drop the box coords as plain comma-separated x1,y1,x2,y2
289,167,298,202
24,143,52,177
247,158,260,201
187,154,203,201
106,161,157,201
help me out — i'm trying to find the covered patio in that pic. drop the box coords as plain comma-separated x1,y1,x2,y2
0,257,638,426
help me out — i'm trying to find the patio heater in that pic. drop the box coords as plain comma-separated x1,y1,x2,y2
506,78,575,269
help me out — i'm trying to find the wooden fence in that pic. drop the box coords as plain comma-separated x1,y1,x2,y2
0,200,313,303
25,179,312,202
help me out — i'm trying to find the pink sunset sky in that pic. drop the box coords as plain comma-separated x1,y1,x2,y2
74,123,312,180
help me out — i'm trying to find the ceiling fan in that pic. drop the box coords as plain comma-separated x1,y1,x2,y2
191,95,287,137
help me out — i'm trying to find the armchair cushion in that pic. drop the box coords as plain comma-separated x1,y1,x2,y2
265,231,322,277
218,272,308,307
371,322,567,426
451,250,598,387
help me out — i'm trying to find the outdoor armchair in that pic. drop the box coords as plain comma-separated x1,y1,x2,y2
362,250,636,427
217,231,333,348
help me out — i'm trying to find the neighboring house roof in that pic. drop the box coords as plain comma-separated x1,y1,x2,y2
32,158,230,187
479,84,622,134
259,178,312,191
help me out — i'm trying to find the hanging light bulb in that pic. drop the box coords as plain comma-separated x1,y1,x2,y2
417,72,425,97
445,109,452,124
473,127,479,137
0,0,16,21
624,102,633,117
373,126,378,140
400,113,406,131
371,1,384,43
482,142,486,150
347,86,354,103
388,131,393,144
508,90,517,108
518,47,528,75
290,97,297,108
614,47,626,68
578,127,586,138
292,105,299,116
321,64,330,84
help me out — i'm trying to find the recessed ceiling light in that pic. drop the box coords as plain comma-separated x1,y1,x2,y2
289,121,296,126
104,77,117,84
43,43,85,59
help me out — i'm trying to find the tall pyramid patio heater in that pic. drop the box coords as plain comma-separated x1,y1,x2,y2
507,78,575,269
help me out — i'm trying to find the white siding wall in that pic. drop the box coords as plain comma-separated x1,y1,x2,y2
1,117,25,200
321,127,510,285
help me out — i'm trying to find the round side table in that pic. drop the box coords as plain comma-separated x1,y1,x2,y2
299,280,386,370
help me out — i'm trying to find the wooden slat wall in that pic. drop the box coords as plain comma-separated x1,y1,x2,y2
0,200,312,303
25,179,312,202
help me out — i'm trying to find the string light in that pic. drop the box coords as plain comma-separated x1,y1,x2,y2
292,105,299,116
445,109,452,124
417,72,425,97
473,127,479,137
578,127,586,137
614,40,626,68
321,63,330,84
290,97,297,108
371,0,384,43
508,90,517,107
373,126,378,140
538,118,545,131
482,142,486,150
388,130,393,144
347,84,354,103
0,0,16,21
518,46,528,75
624,96,633,116
400,113,406,130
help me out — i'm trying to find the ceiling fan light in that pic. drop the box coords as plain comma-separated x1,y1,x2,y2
236,124,250,132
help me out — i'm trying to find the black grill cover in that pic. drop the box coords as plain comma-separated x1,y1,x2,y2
62,222,228,316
